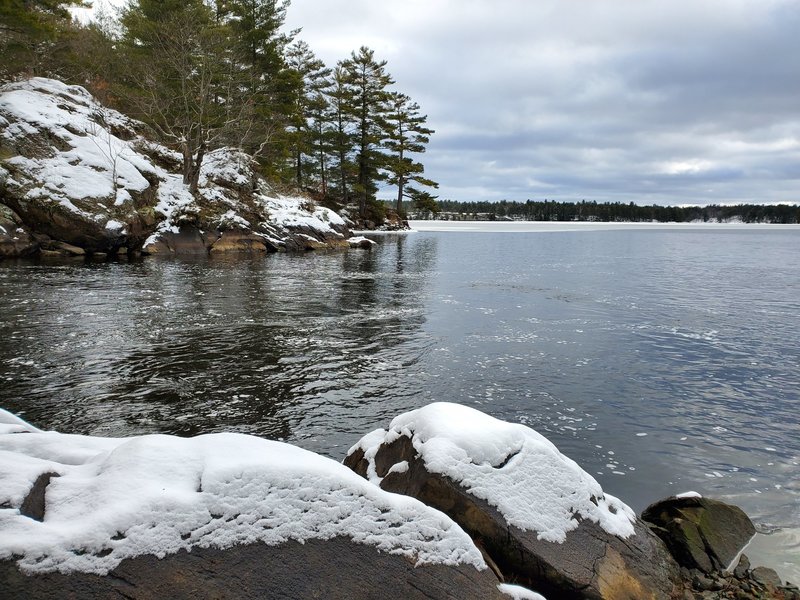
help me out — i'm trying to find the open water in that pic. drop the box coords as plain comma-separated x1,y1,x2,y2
1,221,798,578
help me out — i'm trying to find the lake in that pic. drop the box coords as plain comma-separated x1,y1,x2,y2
1,220,798,579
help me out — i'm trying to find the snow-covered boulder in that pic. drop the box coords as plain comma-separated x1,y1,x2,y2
345,403,682,600
0,78,350,258
348,235,377,249
0,409,510,599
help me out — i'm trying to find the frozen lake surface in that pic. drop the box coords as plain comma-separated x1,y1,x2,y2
1,222,798,579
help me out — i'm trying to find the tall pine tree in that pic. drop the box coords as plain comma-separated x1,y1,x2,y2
339,46,394,220
384,92,437,215
284,40,331,189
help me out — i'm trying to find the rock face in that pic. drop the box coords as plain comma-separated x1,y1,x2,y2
641,496,756,574
345,403,682,600
0,203,38,257
1,538,508,600
0,408,508,600
0,78,350,259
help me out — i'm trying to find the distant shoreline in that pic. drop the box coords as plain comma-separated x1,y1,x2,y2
408,220,800,233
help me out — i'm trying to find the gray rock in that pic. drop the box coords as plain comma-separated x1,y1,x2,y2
19,472,59,522
733,554,750,579
641,496,755,574
750,566,782,589
0,204,38,258
1,537,508,600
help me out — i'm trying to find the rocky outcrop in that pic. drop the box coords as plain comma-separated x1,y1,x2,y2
0,203,38,257
345,403,681,600
0,408,514,600
3,404,793,600
1,537,508,600
0,78,350,259
641,495,756,574
640,496,798,599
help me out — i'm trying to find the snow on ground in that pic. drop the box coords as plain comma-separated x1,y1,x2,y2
0,79,152,216
1,78,350,251
0,409,485,575
259,194,345,236
350,402,636,543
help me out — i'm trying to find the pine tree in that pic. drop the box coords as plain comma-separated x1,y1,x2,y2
120,0,244,192
284,40,331,189
0,0,85,81
339,46,394,220
222,0,295,179
384,92,437,215
327,65,356,203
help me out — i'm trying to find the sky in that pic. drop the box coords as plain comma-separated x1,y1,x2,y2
283,0,800,206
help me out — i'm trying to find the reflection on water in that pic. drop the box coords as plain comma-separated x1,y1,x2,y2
1,228,798,578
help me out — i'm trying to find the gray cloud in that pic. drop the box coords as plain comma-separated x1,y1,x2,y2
288,0,800,205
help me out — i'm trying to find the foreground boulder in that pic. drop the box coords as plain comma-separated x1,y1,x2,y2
345,402,681,600
641,494,756,574
0,78,349,258
0,409,508,600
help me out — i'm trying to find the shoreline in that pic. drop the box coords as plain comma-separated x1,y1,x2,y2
407,219,800,232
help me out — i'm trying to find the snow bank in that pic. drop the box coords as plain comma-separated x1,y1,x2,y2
0,411,485,575
259,194,345,236
350,402,636,543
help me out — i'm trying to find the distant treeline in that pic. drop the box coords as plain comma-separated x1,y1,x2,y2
412,199,800,223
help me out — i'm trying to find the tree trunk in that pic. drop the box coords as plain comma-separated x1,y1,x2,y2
396,174,404,214
295,148,302,187
319,146,327,196
188,142,206,194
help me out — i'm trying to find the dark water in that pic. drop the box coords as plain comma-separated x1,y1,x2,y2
1,227,799,571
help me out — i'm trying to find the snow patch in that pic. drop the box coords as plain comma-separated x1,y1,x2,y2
498,583,548,600
675,491,702,499
350,402,636,543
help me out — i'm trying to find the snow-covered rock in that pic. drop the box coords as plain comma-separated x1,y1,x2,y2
0,408,513,599
348,235,377,249
345,402,681,599
0,78,350,258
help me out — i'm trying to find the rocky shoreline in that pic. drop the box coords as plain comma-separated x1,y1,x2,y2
0,78,379,261
1,403,795,600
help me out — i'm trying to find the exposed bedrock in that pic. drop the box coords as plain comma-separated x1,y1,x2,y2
345,431,681,600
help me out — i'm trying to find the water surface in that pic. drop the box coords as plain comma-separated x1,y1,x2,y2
1,223,798,578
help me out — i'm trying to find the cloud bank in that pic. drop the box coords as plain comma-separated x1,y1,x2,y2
285,0,800,205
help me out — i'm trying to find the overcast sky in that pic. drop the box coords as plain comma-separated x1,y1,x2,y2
284,0,799,206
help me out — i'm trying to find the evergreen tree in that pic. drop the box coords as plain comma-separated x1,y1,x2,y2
284,40,331,189
384,92,437,215
339,46,394,220
0,0,85,81
222,0,295,179
326,64,356,203
120,0,244,192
